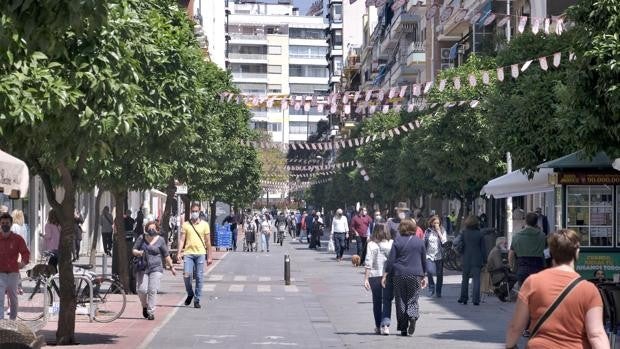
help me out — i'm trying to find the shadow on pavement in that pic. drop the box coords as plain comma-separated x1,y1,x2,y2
429,329,502,343
41,330,118,345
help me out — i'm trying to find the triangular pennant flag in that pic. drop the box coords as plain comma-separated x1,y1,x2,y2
266,97,274,108
354,91,361,102
317,103,324,113
365,135,371,143
388,87,397,99
415,120,421,128
282,100,289,110
330,103,337,114
511,64,519,78
369,104,377,114
342,92,349,104
469,12,481,24
393,127,400,135
382,105,389,113
311,143,317,150
555,17,564,35
407,103,415,112
458,101,467,106
377,89,385,101
553,52,561,67
393,104,403,112
470,100,480,108
538,57,548,71
412,84,421,96
544,18,550,34
518,16,527,33
531,17,541,34
482,71,490,85
372,134,378,141
521,60,532,72
227,94,234,102
388,129,394,138
400,125,408,132
569,52,576,61
348,139,353,147
468,74,477,87
399,85,408,98
290,143,297,150
497,67,505,81
311,95,317,106
304,102,311,112
344,104,351,114
453,77,461,90
497,16,509,28
219,93,227,102
407,122,415,130
365,90,372,102
354,138,360,146
294,101,301,111
424,81,433,94
438,79,446,91
381,132,387,140
483,13,496,26
355,104,364,114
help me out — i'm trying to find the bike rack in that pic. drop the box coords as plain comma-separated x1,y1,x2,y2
45,274,95,323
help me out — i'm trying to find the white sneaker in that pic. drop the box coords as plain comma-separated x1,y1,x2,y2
382,326,390,335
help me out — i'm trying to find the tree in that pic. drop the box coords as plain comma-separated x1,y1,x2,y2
562,0,620,158
487,32,578,172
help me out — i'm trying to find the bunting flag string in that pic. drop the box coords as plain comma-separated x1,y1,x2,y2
285,160,356,171
222,51,573,115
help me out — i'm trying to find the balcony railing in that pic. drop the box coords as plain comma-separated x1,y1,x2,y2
289,53,327,59
408,41,425,53
228,53,267,60
231,72,268,80
229,33,267,40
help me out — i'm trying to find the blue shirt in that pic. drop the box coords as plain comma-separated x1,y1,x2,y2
385,235,427,277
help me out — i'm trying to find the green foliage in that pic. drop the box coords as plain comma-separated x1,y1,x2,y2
487,32,579,172
563,0,620,157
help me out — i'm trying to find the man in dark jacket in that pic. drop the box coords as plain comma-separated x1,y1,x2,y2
458,216,486,306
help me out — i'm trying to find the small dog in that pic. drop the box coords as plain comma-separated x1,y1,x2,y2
351,254,361,267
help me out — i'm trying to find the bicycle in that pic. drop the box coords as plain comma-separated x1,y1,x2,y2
18,262,126,323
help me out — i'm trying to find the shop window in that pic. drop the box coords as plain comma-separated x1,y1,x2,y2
566,185,613,247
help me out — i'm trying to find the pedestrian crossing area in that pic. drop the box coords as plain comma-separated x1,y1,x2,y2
202,274,301,294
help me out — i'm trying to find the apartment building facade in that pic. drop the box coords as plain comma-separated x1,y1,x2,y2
224,0,329,144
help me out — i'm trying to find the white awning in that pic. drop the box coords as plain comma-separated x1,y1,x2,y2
480,168,554,199
0,149,29,198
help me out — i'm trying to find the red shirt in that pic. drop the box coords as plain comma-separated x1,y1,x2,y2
0,232,30,273
351,214,372,238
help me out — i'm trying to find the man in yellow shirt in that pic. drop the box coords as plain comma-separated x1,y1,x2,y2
178,203,213,308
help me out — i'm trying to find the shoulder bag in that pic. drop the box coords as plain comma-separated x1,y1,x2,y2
132,234,148,272
529,277,584,338
184,221,208,257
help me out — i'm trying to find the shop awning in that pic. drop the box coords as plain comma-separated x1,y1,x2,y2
0,149,29,198
480,168,554,199
538,151,612,170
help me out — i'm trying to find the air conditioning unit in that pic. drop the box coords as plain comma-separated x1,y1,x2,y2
440,48,451,60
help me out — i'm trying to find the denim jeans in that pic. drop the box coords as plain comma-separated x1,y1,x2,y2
183,254,205,304
231,229,237,251
459,265,481,304
427,259,444,296
368,276,393,328
333,232,346,259
357,236,368,261
261,232,270,251
0,272,20,320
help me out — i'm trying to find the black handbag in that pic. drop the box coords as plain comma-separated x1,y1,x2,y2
132,235,148,272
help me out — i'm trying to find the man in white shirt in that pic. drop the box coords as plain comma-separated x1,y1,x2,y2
331,209,349,262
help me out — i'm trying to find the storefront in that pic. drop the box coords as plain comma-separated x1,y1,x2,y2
539,151,620,278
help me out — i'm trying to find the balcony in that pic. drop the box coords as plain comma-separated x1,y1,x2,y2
228,53,268,62
229,33,267,43
231,72,268,83
406,42,426,67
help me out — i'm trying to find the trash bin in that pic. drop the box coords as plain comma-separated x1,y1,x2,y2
112,231,136,294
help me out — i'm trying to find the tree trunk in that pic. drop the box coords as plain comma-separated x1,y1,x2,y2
89,189,104,266
112,190,130,291
40,171,77,345
210,200,217,249
160,178,177,245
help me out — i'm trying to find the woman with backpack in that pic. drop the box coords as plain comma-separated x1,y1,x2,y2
132,221,176,320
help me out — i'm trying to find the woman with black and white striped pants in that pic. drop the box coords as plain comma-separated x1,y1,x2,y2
382,218,427,337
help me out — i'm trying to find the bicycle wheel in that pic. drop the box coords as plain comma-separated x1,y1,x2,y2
17,277,52,321
92,278,126,323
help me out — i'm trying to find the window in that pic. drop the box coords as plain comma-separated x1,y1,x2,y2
566,185,613,247
333,57,343,76
333,30,343,47
289,28,325,40
252,121,268,131
289,65,328,77
289,46,328,59
268,45,282,54
268,122,282,132
289,121,317,135
268,84,281,93
289,83,329,95
237,83,267,94
267,65,282,74
331,4,342,23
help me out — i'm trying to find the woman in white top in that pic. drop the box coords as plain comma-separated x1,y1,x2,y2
260,215,271,253
11,209,28,247
364,223,394,335
424,215,447,297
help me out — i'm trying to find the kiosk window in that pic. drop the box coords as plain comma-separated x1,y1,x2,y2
566,185,613,247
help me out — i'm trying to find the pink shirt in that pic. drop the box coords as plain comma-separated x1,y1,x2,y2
44,223,60,251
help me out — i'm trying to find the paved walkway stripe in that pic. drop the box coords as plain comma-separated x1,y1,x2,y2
257,285,271,293
233,275,247,282
203,284,216,292
284,285,299,293
258,276,271,282
228,284,244,292
207,274,224,281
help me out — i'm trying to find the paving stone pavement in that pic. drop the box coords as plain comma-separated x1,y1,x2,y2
146,235,524,349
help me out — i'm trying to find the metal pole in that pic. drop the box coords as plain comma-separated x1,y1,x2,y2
102,253,107,276
506,1,513,248
284,254,291,285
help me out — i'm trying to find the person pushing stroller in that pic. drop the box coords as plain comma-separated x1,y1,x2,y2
486,237,517,302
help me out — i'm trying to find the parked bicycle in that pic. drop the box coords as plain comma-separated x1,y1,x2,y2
442,240,463,271
18,259,126,323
